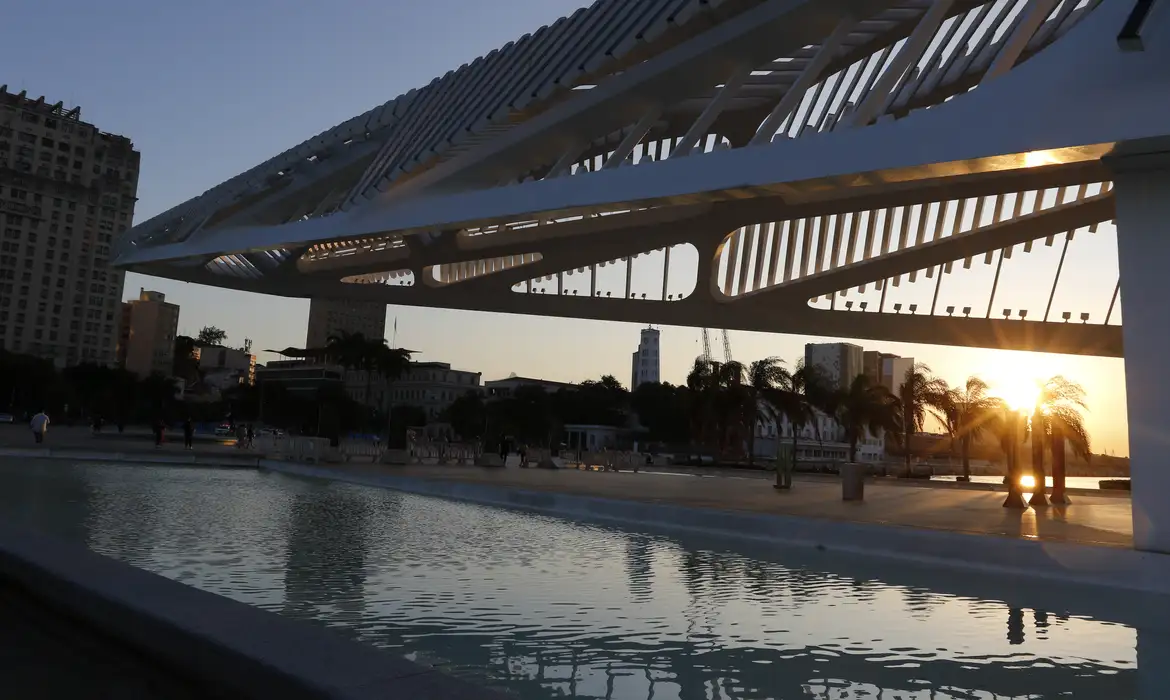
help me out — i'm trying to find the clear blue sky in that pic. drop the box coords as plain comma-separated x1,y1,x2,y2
2,0,1130,454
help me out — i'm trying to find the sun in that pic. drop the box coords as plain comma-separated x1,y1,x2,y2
994,379,1042,413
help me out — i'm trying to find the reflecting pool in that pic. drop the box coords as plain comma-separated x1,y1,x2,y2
0,460,1155,699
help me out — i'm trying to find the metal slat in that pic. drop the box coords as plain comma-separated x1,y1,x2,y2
985,0,1062,80
852,0,958,126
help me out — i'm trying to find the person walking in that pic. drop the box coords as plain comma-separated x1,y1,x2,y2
245,424,255,449
182,418,195,450
29,410,49,444
153,419,165,448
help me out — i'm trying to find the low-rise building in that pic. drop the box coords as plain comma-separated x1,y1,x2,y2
349,361,481,421
194,344,256,387
255,360,344,394
484,375,576,399
753,406,885,464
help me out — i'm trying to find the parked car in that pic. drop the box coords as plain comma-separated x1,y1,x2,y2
0,413,13,424
213,424,232,437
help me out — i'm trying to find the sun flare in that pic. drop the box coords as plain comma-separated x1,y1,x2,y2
994,380,1042,413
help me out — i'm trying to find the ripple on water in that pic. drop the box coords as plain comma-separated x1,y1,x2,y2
0,461,1145,700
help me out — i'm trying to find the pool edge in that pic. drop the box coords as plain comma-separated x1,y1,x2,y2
0,521,510,699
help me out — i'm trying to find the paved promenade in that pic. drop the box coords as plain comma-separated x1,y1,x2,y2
324,463,1134,548
0,426,1133,548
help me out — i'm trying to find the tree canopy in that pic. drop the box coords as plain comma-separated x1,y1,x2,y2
196,326,228,346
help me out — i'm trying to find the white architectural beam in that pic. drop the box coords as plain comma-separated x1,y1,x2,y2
750,16,856,146
850,0,957,127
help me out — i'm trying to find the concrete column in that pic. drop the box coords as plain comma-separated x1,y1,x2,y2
1112,157,1170,552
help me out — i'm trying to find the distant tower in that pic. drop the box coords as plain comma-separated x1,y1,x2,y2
630,327,661,389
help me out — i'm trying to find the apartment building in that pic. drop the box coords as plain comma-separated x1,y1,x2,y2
805,342,864,392
0,86,139,366
117,288,180,378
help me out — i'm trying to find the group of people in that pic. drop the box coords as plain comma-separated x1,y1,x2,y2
27,412,262,452
235,423,256,449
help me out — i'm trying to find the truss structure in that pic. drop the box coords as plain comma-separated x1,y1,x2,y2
115,0,1170,357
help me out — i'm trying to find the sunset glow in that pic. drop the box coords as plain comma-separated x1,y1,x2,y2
995,380,1042,413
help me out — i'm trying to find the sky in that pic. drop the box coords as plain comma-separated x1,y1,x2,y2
1,0,1130,455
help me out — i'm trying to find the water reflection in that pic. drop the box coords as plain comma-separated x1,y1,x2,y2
282,486,373,625
0,461,1148,699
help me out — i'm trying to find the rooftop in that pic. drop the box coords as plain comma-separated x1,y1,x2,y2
0,85,136,150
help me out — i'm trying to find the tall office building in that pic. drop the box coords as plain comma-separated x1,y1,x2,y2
881,355,915,395
863,350,915,394
117,288,180,378
805,342,864,392
630,327,661,389
305,299,387,349
0,87,139,366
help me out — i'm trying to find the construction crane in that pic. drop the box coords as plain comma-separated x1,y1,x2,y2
700,328,734,363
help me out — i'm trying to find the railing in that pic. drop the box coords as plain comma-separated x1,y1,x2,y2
251,435,337,463
393,441,481,466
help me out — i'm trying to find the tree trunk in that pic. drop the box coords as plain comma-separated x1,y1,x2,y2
1050,425,1070,505
960,435,972,481
747,414,757,468
902,398,913,477
791,430,799,470
849,435,858,463
1003,412,1027,509
364,368,373,431
1029,407,1049,508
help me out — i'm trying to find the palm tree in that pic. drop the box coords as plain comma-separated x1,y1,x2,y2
324,331,367,371
686,358,720,451
772,360,830,472
830,374,899,463
1047,401,1091,505
1027,376,1091,507
372,344,413,421
744,357,791,466
896,362,949,477
999,405,1028,509
685,358,752,459
931,377,1004,482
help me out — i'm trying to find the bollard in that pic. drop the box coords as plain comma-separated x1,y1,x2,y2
840,463,866,501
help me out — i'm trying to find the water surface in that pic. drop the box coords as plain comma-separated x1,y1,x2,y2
0,460,1153,699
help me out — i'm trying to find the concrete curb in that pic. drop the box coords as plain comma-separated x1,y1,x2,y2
0,447,261,469
261,460,1170,596
0,522,506,699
